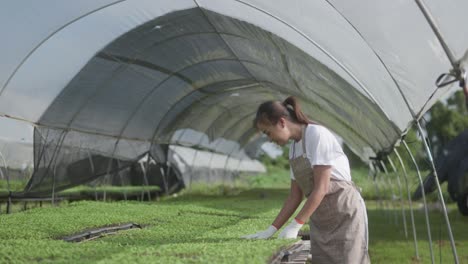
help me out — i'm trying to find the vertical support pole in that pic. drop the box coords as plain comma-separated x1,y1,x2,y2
0,151,11,194
164,163,171,196
222,147,238,189
144,153,152,199
416,121,459,264
103,179,107,202
380,160,398,225
403,140,435,264
85,149,98,201
394,148,419,259
94,185,98,201
375,162,391,223
139,154,151,200
367,162,372,181
7,192,11,214
116,160,127,201
162,149,171,196
387,156,408,239
371,161,384,212
103,154,116,203
207,151,215,185
0,151,12,213
188,150,199,190
51,164,56,206
50,131,66,206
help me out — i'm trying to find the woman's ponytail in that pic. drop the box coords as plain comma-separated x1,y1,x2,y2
254,96,314,129
282,96,313,125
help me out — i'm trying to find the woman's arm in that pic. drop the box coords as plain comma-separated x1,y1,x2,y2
241,180,303,239
271,180,304,229
295,165,331,223
277,166,330,239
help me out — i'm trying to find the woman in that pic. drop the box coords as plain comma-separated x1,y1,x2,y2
242,96,370,263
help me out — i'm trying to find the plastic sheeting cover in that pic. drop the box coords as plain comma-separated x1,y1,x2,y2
0,1,466,195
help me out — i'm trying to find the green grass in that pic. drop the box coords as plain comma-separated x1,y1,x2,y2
367,201,468,263
0,189,298,264
1,168,467,263
1,186,467,263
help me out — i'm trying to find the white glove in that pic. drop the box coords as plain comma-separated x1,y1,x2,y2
241,225,277,239
278,219,303,239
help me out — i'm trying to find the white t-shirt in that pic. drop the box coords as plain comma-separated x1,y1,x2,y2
289,124,351,181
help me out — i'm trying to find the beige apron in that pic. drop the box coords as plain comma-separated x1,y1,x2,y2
290,125,370,264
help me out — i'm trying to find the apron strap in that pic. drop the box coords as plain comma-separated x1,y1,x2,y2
301,124,307,157
292,124,308,159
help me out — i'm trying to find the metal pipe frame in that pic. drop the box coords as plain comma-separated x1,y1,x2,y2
402,140,435,264
379,160,399,225
386,156,408,238
415,121,458,263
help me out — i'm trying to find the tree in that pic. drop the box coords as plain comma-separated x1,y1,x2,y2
425,90,468,155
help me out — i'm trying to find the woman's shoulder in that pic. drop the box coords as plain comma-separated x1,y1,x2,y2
306,124,328,134
306,124,336,140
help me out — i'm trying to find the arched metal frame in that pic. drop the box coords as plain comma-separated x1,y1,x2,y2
386,156,408,239
415,121,458,263
402,139,435,264
379,160,399,225
393,148,419,260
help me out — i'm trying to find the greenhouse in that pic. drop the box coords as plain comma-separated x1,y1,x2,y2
1,0,467,263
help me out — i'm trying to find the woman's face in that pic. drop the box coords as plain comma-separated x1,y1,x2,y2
257,119,290,146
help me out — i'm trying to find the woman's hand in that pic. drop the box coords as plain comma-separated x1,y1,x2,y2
241,225,278,239
278,218,303,239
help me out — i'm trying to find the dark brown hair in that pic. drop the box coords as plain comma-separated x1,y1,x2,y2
253,96,313,128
